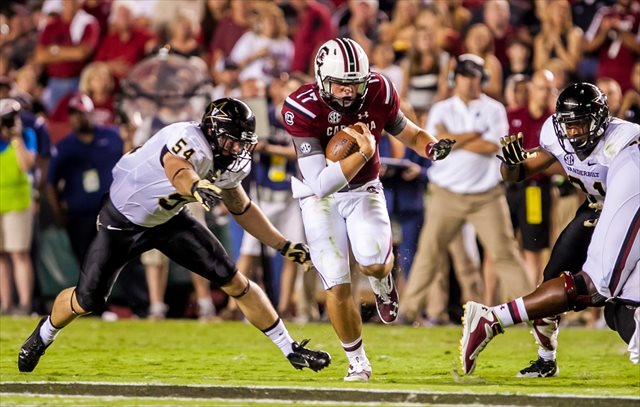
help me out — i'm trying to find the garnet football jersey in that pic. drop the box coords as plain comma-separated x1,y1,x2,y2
281,72,401,187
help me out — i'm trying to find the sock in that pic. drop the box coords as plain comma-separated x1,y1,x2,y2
197,297,215,316
538,349,556,361
39,316,60,346
262,318,293,356
492,297,529,327
341,336,367,364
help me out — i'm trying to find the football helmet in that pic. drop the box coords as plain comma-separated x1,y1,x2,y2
315,38,370,114
201,97,257,172
552,83,610,161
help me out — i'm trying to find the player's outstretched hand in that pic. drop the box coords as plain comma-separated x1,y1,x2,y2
497,132,534,166
191,179,222,211
426,138,455,160
280,241,313,270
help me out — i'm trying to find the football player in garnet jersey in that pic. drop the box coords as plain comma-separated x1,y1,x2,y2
281,37,454,381
18,98,331,374
460,83,640,375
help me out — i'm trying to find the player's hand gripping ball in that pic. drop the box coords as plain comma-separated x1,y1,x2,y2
325,124,363,162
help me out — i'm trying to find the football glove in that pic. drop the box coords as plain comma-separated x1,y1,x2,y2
191,179,222,211
279,241,313,270
497,132,534,166
426,139,455,161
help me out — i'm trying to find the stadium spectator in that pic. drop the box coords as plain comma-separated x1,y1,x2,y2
162,13,202,59
504,73,529,111
584,0,640,92
35,0,100,113
463,23,503,100
402,26,450,124
481,0,516,70
505,70,557,286
619,60,640,123
370,42,403,92
335,0,387,56
18,97,331,375
377,0,420,52
211,59,241,101
228,2,293,84
93,1,154,84
504,38,533,83
208,0,251,81
0,99,37,315
289,0,337,75
597,77,624,118
78,62,115,127
46,93,122,263
533,0,583,76
0,3,38,75
402,54,531,324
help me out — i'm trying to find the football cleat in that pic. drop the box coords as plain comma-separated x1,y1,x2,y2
344,356,372,382
370,273,399,324
516,357,559,378
460,301,504,375
287,339,331,372
18,317,51,372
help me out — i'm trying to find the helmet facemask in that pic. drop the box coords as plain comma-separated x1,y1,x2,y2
318,76,369,114
553,106,609,161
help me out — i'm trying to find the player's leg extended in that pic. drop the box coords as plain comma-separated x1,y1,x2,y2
519,201,596,377
460,270,603,375
345,187,398,324
156,210,330,372
19,201,148,372
301,194,366,379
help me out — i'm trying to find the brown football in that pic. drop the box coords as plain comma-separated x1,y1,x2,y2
325,124,362,162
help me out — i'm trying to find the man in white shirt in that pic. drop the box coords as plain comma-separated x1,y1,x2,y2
401,54,531,322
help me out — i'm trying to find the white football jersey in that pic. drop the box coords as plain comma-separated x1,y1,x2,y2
539,117,640,202
109,122,249,227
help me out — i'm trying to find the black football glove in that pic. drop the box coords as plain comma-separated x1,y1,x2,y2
279,241,313,270
191,179,222,211
497,132,534,166
426,139,455,160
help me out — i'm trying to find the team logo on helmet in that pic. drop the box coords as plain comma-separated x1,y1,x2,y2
316,46,329,69
328,111,342,124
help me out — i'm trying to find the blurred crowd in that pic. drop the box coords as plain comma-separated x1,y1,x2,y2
0,0,638,325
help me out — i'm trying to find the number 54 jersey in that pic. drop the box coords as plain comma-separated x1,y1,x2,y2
539,116,640,202
109,122,248,227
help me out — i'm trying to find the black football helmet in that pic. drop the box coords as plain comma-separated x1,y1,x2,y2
552,83,610,161
201,97,257,172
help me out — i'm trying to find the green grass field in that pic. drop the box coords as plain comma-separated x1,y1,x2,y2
1,316,638,405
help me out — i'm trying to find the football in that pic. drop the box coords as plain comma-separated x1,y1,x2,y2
325,124,362,162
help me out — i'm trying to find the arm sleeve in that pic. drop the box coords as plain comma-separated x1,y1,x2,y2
297,154,348,198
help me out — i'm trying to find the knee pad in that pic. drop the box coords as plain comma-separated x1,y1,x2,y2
562,271,606,311
74,289,105,313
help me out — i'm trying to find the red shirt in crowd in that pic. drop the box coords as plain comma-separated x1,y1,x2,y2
291,1,337,74
94,28,154,81
507,106,553,181
37,14,100,78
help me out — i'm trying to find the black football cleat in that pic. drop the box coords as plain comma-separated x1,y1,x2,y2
18,317,51,372
516,357,559,378
287,339,331,372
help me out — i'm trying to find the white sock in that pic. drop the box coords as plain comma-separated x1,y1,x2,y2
39,316,60,345
341,336,367,363
262,318,293,356
538,349,556,361
197,297,215,315
492,297,529,327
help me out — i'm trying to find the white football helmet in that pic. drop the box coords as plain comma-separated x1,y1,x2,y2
314,38,370,114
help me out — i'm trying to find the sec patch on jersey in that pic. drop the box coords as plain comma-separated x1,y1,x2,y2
325,124,362,162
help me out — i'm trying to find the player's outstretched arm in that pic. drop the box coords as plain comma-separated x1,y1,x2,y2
394,118,454,160
497,133,557,182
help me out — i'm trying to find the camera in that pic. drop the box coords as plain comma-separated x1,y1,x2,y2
1,113,16,129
